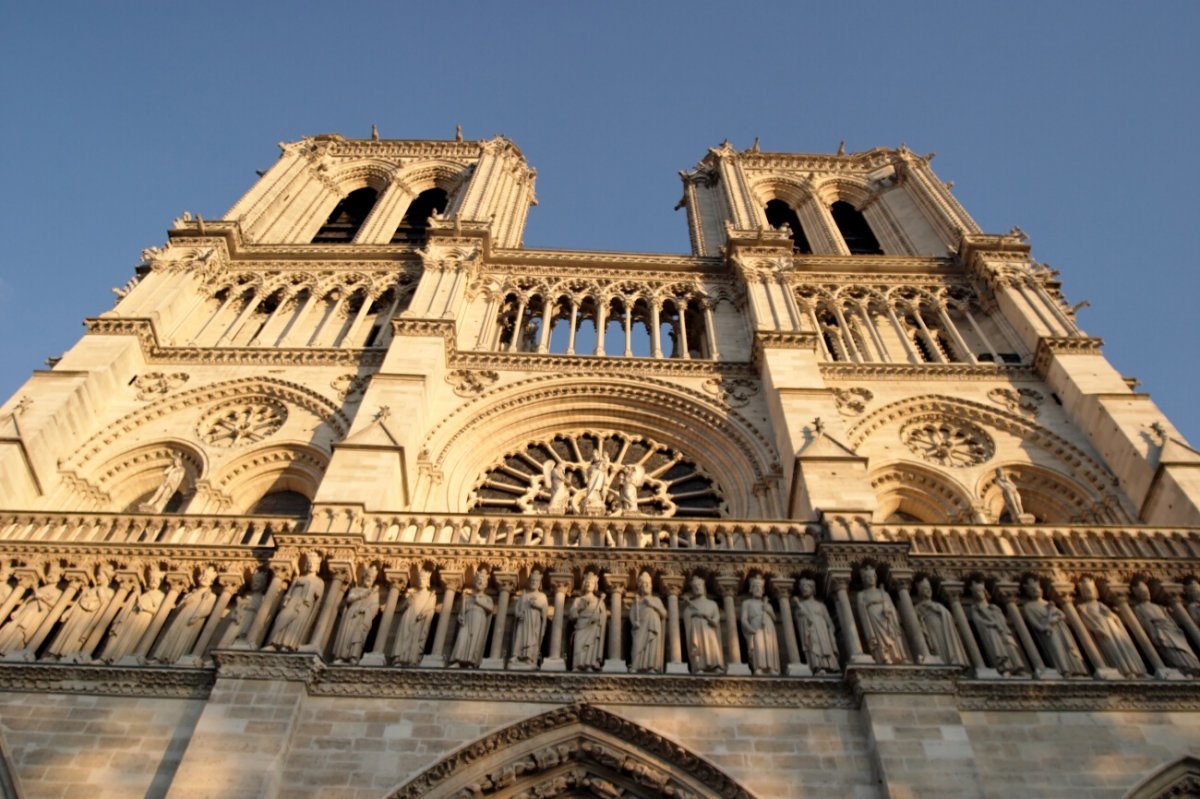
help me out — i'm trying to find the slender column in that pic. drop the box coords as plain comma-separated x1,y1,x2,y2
136,572,188,659
891,570,934,664
481,572,517,670
309,292,346,347
1162,583,1200,656
192,291,237,344
777,275,803,331
476,295,500,349
0,573,36,632
567,301,579,354
827,570,871,666
21,571,86,659
885,303,920,362
830,304,862,362
302,561,352,654
623,303,633,356
661,575,688,675
542,573,572,672
1052,582,1119,680
340,292,375,347
912,310,948,363
374,290,404,348
186,573,241,662
537,304,553,352
216,291,261,345
677,302,690,359
941,581,997,677
862,305,889,360
280,291,320,346
702,303,720,359
995,581,1052,678
361,569,408,666
771,577,809,676
82,572,138,659
1109,582,1178,679
650,302,662,358
595,301,607,356
422,571,462,668
238,563,291,649
249,293,290,345
507,299,527,353
963,308,1000,362
937,304,977,363
602,577,627,673
715,574,749,675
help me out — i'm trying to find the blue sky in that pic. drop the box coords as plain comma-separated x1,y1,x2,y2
1,2,1197,440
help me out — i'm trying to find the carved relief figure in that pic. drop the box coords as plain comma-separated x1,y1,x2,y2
332,565,380,664
393,569,437,665
511,570,549,666
629,572,666,672
967,581,1026,675
792,578,839,673
153,566,218,663
1131,580,1200,674
0,563,63,655
102,566,164,662
578,452,611,515
1186,581,1200,629
450,568,495,667
914,578,968,667
1077,578,1147,678
683,576,724,674
567,572,607,671
46,564,115,661
268,553,325,651
138,454,187,513
994,468,1027,521
0,561,14,608
541,459,570,515
219,570,268,648
1021,577,1088,676
614,465,645,516
740,575,780,675
856,565,906,664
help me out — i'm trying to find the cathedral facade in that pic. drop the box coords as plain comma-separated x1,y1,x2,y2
0,133,1199,798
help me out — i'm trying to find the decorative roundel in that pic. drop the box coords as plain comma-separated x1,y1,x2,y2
900,416,994,468
468,430,726,518
198,398,287,448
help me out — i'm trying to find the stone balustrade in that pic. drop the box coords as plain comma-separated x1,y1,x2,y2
875,522,1200,560
0,510,289,547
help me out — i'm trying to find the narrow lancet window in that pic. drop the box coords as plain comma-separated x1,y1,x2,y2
764,199,812,254
830,200,883,255
392,188,449,244
312,187,378,243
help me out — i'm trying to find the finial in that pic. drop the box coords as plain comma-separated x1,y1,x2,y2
751,137,760,152
812,417,825,436
837,140,846,155
371,123,380,141
374,406,391,422
455,124,463,142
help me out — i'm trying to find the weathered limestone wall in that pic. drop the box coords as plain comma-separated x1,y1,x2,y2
0,692,203,799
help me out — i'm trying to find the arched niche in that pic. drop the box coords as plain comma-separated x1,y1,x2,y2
421,374,782,517
870,461,973,523
386,704,758,799
83,440,206,513
207,443,328,515
978,463,1100,524
1125,755,1200,799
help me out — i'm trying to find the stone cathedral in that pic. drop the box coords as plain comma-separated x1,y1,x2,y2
1,132,1199,799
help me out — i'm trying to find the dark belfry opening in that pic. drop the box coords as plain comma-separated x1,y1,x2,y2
392,188,449,244
830,200,883,255
311,187,379,243
249,490,312,517
764,199,812,254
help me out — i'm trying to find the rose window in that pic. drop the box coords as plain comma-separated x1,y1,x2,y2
900,417,994,467
198,399,287,447
468,431,726,518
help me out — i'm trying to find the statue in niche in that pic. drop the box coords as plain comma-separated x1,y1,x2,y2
614,464,645,516
138,454,187,513
450,568,495,668
792,578,839,674
219,570,268,648
268,553,325,652
1185,581,1200,629
541,460,570,515
740,575,780,675
914,578,968,667
1021,576,1088,676
994,468,1032,523
332,565,380,664
393,569,437,665
628,571,666,672
577,452,611,515
0,563,63,655
1076,577,1147,677
47,563,115,661
102,566,164,662
511,570,549,667
856,565,906,664
568,572,607,671
518,316,538,351
152,566,218,663
683,576,724,674
1131,580,1200,675
967,581,1027,675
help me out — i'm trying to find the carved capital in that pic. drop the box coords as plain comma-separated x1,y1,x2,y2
603,574,628,594
659,575,685,597
492,571,518,592
888,568,915,592
714,574,742,598
548,572,574,595
824,567,852,596
216,572,245,592
940,579,965,603
768,576,795,600
1050,582,1078,605
993,580,1020,605
437,570,464,592
326,560,356,585
163,572,192,593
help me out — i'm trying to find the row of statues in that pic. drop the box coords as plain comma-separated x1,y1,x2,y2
3,556,1200,681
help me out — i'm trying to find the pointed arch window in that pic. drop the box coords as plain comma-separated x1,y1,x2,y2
311,187,378,243
391,188,449,244
830,200,883,255
764,199,812,253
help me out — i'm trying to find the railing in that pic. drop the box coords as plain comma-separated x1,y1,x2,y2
874,523,1200,560
0,511,294,547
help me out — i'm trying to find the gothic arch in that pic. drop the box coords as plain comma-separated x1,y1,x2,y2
1124,755,1200,799
207,443,329,514
978,462,1104,524
422,373,782,517
391,159,472,197
89,439,207,512
870,460,974,523
810,176,873,209
326,158,399,193
386,704,757,799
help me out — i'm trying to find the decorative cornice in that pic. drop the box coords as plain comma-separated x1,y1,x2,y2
820,362,1033,381
212,650,324,682
1034,335,1105,376
451,349,755,378
846,664,962,700
0,662,213,698
955,678,1200,711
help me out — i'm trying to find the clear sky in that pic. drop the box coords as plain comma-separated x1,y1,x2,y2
1,2,1197,441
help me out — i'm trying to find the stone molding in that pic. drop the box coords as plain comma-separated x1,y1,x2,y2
820,363,1033,381
1034,335,1105,376
0,662,213,698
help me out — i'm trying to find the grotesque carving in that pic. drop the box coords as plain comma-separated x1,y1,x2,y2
393,569,437,666
1021,576,1088,676
152,566,218,663
967,581,1026,675
568,572,607,672
450,568,495,668
511,570,549,667
856,565,906,664
1077,577,1147,678
629,572,666,673
740,575,780,675
914,578,968,667
683,575,724,674
792,578,839,674
1131,580,1200,675
268,553,325,651
332,565,380,664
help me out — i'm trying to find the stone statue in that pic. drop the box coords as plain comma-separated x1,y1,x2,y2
450,568,495,668
219,570,268,648
994,468,1028,522
740,575,780,675
102,566,164,662
1131,580,1200,674
511,570,549,666
629,571,666,672
568,572,607,671
1186,581,1200,629
0,561,13,608
268,554,325,651
138,454,186,513
967,581,1026,675
1021,576,1088,676
914,578,968,667
792,578,839,674
393,569,437,665
541,459,570,515
856,566,906,664
332,565,380,664
578,452,611,515
46,564,115,661
153,566,218,663
1077,578,1146,677
683,576,724,674
0,563,63,655
614,465,645,516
